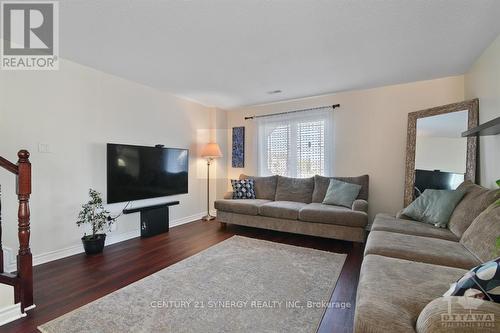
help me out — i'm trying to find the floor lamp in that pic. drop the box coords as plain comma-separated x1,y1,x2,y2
201,143,222,221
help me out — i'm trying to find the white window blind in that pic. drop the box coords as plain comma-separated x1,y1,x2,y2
257,108,333,177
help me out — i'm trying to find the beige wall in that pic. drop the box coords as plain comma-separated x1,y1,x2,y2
226,76,465,218
0,59,221,267
465,34,500,188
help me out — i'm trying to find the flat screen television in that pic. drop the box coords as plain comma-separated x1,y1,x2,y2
107,143,189,204
414,169,464,197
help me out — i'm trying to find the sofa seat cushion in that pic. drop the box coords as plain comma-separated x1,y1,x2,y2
298,203,368,228
371,214,459,242
364,231,480,269
214,199,271,216
355,255,467,333
259,201,308,220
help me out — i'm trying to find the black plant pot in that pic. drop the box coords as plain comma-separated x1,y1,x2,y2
82,234,106,255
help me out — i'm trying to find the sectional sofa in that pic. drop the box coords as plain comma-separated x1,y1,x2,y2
355,181,500,333
215,174,369,242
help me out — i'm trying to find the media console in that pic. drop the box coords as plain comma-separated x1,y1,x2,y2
123,201,180,238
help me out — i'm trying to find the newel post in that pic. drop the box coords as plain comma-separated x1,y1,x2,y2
0,187,3,273
16,150,33,311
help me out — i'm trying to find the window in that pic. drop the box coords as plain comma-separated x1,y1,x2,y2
257,109,333,178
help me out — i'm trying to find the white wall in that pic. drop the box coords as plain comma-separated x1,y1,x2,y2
465,34,500,188
226,76,465,218
0,59,222,266
415,136,467,174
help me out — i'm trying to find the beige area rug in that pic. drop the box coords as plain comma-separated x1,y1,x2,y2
39,236,346,333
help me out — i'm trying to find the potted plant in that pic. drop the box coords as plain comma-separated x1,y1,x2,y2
77,189,115,255
496,179,500,205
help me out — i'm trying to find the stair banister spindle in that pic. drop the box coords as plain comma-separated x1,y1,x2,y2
0,150,34,313
0,202,3,273
16,150,33,311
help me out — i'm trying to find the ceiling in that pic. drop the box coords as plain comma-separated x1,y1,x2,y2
59,0,500,108
417,110,469,138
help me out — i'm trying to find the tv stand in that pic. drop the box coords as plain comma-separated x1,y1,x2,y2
123,201,179,237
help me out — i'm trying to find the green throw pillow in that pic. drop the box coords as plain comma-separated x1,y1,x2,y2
402,189,466,228
322,179,362,208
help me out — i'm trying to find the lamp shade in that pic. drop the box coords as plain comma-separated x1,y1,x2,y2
201,143,222,158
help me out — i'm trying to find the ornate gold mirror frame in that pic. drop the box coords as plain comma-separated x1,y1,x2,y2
403,99,479,207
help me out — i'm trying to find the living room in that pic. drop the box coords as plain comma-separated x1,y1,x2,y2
0,1,499,332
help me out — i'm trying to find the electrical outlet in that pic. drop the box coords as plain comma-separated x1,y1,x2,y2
38,143,51,153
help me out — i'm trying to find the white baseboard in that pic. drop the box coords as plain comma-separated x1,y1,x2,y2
0,303,25,327
170,211,206,227
24,304,36,311
29,211,208,267
31,228,142,267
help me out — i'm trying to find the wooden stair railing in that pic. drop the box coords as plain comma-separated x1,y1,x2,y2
0,150,33,313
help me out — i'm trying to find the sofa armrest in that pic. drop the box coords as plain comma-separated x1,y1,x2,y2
223,191,233,199
416,296,500,333
352,199,368,213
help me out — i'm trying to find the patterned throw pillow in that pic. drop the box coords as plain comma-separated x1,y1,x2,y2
231,179,256,199
444,258,500,303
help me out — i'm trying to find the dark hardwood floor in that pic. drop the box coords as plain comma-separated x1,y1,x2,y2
1,220,363,333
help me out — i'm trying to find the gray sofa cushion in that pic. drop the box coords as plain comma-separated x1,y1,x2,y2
239,174,278,200
371,214,459,242
322,179,362,208
274,176,314,203
214,199,271,216
460,203,500,263
448,181,500,238
299,203,368,228
259,201,308,220
355,255,467,333
364,231,480,269
401,189,466,228
312,174,369,203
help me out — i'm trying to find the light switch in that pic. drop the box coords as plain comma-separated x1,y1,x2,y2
38,143,51,153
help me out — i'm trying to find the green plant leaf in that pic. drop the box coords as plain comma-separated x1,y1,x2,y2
497,179,500,188
76,188,115,237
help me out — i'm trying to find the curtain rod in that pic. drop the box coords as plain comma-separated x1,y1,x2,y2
244,104,340,120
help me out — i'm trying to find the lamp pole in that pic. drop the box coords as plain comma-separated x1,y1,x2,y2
201,142,222,221
203,158,215,221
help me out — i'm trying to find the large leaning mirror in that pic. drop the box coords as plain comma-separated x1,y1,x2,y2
404,99,479,206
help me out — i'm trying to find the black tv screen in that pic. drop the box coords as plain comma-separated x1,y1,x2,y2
107,144,189,204
414,169,464,196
